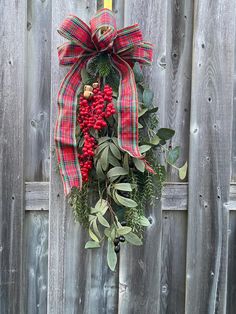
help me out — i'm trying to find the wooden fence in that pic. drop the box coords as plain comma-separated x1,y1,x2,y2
1,0,236,313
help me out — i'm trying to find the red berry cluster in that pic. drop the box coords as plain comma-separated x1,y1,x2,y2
77,84,116,182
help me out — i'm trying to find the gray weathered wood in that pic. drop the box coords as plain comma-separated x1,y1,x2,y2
25,0,51,181
48,1,118,313
160,211,187,314
25,182,49,211
0,0,26,313
162,183,188,211
185,0,235,313
231,21,236,182
227,211,236,314
24,212,48,314
118,1,167,312
164,0,193,181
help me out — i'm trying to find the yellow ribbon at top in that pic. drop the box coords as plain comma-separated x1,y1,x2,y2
104,0,112,10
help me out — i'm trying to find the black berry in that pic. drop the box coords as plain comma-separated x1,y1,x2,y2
113,237,120,246
114,244,120,254
119,236,125,242
120,221,127,226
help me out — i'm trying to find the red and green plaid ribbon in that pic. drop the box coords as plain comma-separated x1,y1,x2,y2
55,9,153,195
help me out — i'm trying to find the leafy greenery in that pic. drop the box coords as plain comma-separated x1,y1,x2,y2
66,61,187,271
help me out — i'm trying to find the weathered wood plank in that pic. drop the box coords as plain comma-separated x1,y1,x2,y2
0,0,26,313
160,211,187,314
185,1,235,313
25,182,236,213
48,2,118,313
230,23,236,182
25,182,49,211
227,211,236,314
25,0,51,181
165,0,193,181
24,212,48,314
118,1,168,312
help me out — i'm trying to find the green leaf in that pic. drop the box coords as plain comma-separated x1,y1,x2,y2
89,228,99,242
167,146,180,165
148,106,158,114
107,239,117,271
133,158,145,172
115,192,138,208
139,216,151,227
139,145,152,154
95,199,108,214
85,241,100,249
107,167,128,178
137,84,143,102
150,135,161,146
138,108,149,117
113,183,132,192
108,154,120,167
123,153,129,171
89,214,96,222
179,161,188,180
157,128,175,140
138,123,143,129
143,88,154,106
125,232,143,246
109,143,121,160
98,136,110,144
92,219,101,238
97,213,110,227
117,226,132,235
100,146,109,171
96,141,109,156
111,137,119,147
96,160,105,180
104,228,111,238
133,62,144,83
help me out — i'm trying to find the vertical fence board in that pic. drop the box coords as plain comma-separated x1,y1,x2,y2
118,1,168,313
160,211,187,314
24,0,51,312
186,1,235,313
0,0,26,313
24,212,48,314
227,211,236,313
231,26,236,181
165,0,193,181
48,1,118,313
25,0,51,181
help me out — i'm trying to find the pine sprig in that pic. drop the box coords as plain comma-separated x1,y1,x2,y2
69,185,90,228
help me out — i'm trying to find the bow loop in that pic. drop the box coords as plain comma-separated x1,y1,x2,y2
113,24,143,54
57,15,95,52
58,42,90,66
90,9,117,51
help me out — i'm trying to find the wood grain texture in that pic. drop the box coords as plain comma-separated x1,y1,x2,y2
227,211,236,314
0,0,26,313
25,182,49,211
25,0,51,181
24,212,48,314
118,2,165,313
160,211,187,314
231,23,236,182
48,1,118,313
185,1,235,313
165,0,193,181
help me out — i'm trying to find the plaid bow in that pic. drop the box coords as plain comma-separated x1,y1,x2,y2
55,9,153,195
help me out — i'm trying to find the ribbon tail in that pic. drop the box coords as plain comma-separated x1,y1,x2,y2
111,54,155,174
55,59,87,195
